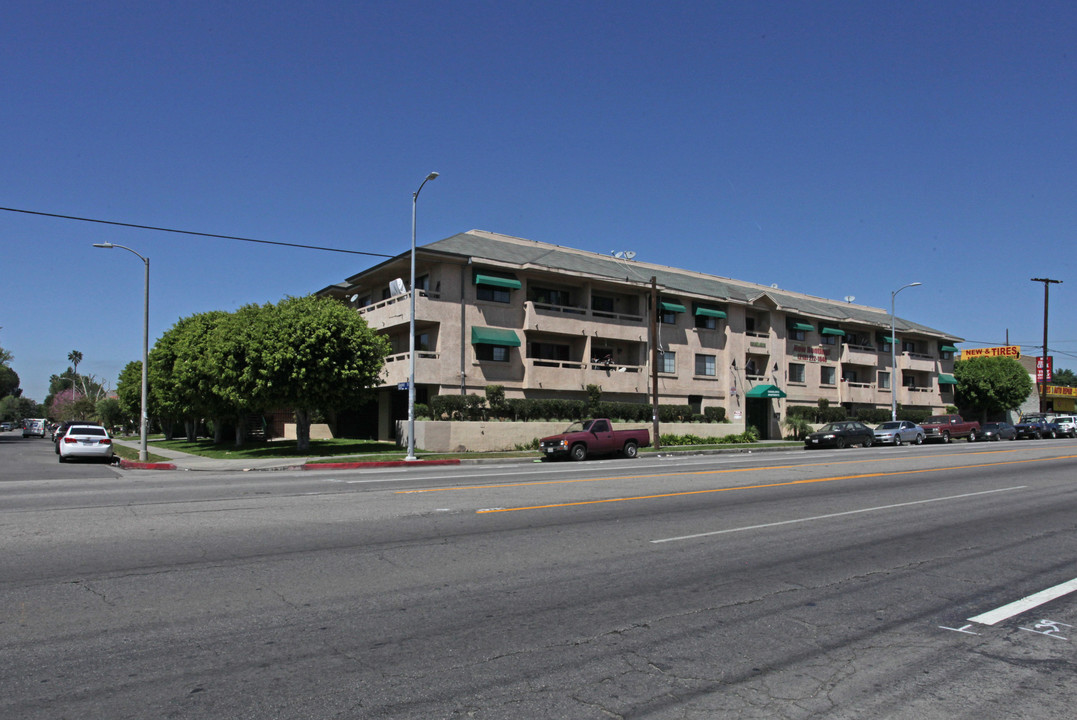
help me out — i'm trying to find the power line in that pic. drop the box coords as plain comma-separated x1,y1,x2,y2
0,206,396,259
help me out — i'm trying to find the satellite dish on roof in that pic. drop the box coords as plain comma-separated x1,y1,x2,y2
349,294,358,303
613,251,625,258
624,251,636,259
844,295,855,303
389,278,406,296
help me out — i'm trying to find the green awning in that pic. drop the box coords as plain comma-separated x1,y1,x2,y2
877,333,897,344
938,374,957,385
659,301,687,313
471,327,521,347
788,322,814,332
474,273,522,290
821,327,846,336
745,384,787,399
694,306,727,319
940,345,958,353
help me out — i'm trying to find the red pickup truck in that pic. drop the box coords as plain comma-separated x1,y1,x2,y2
539,419,651,461
920,414,980,443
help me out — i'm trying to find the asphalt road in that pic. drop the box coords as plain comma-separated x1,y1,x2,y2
2,434,1076,719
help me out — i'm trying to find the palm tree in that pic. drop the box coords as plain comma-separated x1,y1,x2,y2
67,350,83,377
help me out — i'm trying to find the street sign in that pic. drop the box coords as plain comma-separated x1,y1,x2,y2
397,382,409,390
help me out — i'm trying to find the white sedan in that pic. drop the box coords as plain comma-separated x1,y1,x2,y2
58,424,115,463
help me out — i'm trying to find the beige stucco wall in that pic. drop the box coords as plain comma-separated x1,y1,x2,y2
400,420,749,453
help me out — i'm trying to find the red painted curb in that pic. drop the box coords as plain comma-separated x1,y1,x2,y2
119,459,178,470
303,459,462,470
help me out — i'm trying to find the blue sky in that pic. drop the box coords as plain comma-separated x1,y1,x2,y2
3,1,1075,403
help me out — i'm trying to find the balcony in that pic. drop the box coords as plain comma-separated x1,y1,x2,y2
380,350,443,386
524,301,646,341
356,290,442,331
840,344,880,366
840,381,877,405
522,359,648,394
900,352,938,372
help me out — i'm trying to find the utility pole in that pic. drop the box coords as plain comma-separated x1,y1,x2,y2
1031,277,1062,413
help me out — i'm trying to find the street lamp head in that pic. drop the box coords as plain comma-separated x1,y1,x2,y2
426,172,439,181
909,282,922,287
93,243,114,249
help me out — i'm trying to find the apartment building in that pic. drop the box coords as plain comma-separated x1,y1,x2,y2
317,230,961,439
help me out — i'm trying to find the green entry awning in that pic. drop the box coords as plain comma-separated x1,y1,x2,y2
694,306,727,319
788,322,815,332
474,273,522,290
938,374,957,385
940,345,958,353
659,301,687,313
471,327,521,347
745,384,787,399
821,327,846,336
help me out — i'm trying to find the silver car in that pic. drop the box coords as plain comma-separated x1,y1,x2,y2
1055,415,1077,438
873,420,924,446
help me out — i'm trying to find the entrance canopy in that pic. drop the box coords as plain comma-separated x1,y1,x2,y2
745,384,787,399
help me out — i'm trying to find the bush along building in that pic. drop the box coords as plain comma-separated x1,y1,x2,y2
317,230,961,441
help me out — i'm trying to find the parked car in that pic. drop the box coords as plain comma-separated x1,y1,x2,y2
873,420,924,446
0,421,12,431
539,418,651,461
22,418,47,438
1014,415,1059,440
978,421,1017,441
53,420,103,453
57,424,114,463
1054,415,1077,438
804,421,875,449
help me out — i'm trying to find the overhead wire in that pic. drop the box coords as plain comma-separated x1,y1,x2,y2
0,205,396,258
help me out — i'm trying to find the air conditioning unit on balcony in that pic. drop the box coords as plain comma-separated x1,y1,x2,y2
389,278,406,296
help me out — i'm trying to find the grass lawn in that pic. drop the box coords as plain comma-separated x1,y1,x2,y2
111,444,173,464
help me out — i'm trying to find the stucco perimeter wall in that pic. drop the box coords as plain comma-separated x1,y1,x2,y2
401,420,749,453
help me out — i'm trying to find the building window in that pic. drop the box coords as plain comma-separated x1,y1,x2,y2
477,286,511,303
592,295,615,313
530,342,570,361
532,287,571,306
821,366,836,385
476,344,510,362
821,334,837,346
659,350,676,373
789,363,806,383
790,328,806,341
695,354,716,376
416,332,431,352
879,371,891,389
902,340,917,354
696,314,717,330
843,369,860,383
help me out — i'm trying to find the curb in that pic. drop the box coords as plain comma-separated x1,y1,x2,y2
119,459,178,471
303,458,462,470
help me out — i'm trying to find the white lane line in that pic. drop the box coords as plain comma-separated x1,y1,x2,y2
968,578,1077,626
651,486,1026,544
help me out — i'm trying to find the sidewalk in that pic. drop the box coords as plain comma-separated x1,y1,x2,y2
111,439,466,472
112,439,798,472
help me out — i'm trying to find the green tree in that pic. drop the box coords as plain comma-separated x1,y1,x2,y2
115,360,146,431
95,396,124,431
954,356,1034,422
67,350,83,377
0,364,19,398
150,311,232,440
245,295,390,451
1051,368,1076,388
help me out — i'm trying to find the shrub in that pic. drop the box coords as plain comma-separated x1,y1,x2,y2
703,406,727,423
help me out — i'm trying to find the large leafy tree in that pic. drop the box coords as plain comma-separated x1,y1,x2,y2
232,296,390,451
1051,368,1076,388
954,356,1034,422
0,364,19,398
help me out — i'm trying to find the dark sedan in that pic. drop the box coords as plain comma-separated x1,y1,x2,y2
978,421,1016,441
804,421,875,449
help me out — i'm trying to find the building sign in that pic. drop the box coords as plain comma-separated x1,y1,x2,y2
792,345,829,363
961,345,1020,358
1037,356,1053,383
1047,385,1077,397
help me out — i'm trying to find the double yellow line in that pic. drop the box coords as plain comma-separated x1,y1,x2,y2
398,449,1076,514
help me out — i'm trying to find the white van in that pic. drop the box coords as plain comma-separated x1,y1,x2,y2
22,418,47,438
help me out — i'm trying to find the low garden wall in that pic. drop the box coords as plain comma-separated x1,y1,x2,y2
400,420,748,453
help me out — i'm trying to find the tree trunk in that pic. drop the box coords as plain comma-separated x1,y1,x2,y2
294,408,312,453
185,418,197,442
213,416,224,445
234,414,247,448
162,418,175,441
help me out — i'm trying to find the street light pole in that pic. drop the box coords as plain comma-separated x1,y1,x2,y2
890,282,921,421
93,242,149,462
407,172,438,461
